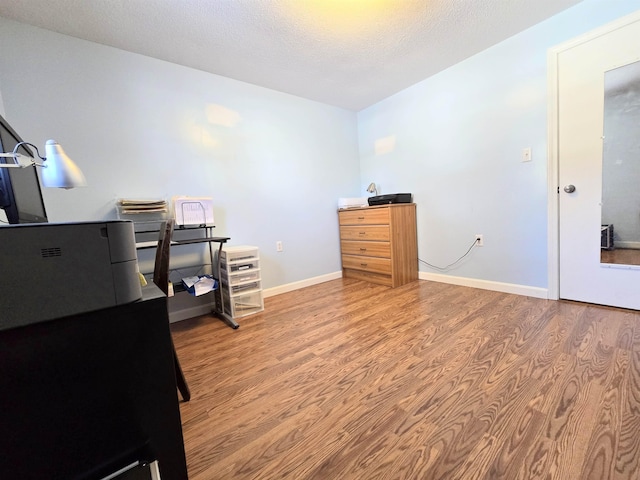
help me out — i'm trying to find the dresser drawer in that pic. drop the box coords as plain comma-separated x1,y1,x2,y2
339,208,389,226
340,225,389,242
341,254,391,274
340,240,391,258
343,268,392,287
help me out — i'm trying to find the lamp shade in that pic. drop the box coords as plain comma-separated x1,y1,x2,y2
42,140,87,189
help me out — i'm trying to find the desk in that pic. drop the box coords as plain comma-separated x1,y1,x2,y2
135,225,238,329
0,285,188,480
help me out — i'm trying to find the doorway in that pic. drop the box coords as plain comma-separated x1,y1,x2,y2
548,11,640,309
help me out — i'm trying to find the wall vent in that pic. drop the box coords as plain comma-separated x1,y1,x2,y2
41,247,62,258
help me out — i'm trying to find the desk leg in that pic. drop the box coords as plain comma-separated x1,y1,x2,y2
172,342,191,401
213,240,239,329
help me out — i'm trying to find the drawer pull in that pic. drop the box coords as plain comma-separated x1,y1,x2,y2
359,232,366,235
359,248,367,252
358,216,365,220
360,263,368,267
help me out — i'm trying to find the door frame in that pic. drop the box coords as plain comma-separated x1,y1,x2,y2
547,9,640,300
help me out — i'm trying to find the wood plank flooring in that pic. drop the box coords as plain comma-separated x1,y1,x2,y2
170,278,640,479
601,248,640,266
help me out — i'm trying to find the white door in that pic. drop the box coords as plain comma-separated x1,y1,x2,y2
557,14,640,309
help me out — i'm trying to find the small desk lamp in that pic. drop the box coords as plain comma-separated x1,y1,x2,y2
0,139,87,189
366,182,378,196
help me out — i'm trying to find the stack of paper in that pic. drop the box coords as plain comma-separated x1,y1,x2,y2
182,275,218,296
118,199,168,214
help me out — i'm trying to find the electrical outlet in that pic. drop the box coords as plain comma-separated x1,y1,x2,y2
475,234,484,246
276,240,283,252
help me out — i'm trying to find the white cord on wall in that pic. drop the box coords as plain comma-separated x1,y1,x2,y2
419,237,480,271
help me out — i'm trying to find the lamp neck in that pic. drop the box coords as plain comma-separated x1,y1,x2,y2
13,141,46,162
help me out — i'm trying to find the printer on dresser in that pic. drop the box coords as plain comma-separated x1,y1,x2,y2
338,203,418,288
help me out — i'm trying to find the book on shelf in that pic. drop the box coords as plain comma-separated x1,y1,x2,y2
118,198,168,214
119,199,167,206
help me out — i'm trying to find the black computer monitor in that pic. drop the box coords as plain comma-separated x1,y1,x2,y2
0,113,48,224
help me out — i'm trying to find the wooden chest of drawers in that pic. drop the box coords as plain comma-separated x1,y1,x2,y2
338,203,418,288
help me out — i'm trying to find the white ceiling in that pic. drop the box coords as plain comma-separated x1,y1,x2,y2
0,0,583,111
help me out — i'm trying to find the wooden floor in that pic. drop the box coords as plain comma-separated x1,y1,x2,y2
601,248,640,266
170,278,640,479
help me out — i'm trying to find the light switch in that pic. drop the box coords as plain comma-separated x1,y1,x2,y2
522,147,532,162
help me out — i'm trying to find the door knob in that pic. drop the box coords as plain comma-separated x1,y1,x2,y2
564,184,576,193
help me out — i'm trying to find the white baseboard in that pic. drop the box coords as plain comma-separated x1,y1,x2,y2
168,271,343,321
169,270,547,322
613,241,640,250
419,272,549,299
263,271,343,298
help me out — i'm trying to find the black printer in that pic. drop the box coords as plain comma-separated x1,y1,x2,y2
368,193,412,206
0,220,142,329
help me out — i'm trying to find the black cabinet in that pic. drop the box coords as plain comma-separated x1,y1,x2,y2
0,285,188,480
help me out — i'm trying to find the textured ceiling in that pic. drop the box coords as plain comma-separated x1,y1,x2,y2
0,0,583,111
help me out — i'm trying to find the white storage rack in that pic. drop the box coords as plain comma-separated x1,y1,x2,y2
218,245,264,319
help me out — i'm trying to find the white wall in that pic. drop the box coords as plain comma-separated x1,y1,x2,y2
0,17,360,289
3,1,640,298
357,0,640,291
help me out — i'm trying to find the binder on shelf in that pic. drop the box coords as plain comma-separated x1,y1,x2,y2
173,196,214,227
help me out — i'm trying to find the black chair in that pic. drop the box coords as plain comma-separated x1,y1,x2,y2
153,219,191,402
